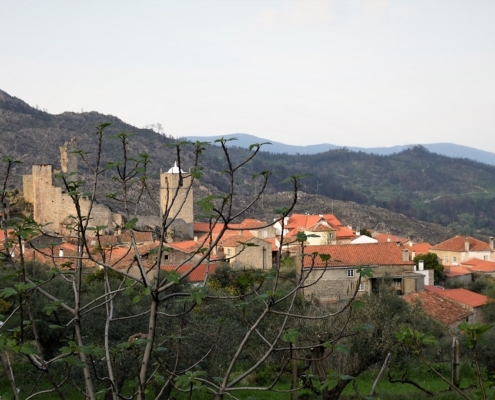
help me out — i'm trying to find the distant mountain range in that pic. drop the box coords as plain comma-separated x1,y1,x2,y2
186,134,495,166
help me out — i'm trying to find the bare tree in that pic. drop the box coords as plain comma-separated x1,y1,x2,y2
0,125,363,400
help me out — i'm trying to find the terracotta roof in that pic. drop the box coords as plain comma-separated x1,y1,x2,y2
373,233,409,244
461,258,495,272
404,291,473,325
119,231,154,243
430,236,490,252
219,234,257,248
336,225,354,238
0,229,14,242
285,214,354,239
161,263,217,282
166,240,201,253
425,285,446,293
286,214,342,231
407,243,431,255
444,266,472,277
303,242,414,268
193,222,224,235
435,288,490,308
264,238,278,252
237,219,267,229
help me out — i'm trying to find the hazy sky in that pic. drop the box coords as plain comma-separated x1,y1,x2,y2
2,0,495,152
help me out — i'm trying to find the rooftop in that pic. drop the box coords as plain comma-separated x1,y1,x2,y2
303,242,413,268
430,236,490,252
404,291,473,325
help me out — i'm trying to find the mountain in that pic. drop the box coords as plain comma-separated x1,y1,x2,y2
1,88,494,241
186,133,495,166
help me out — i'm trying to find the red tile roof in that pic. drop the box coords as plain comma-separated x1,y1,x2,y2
407,243,432,255
285,213,353,239
237,219,266,229
219,234,257,248
444,266,472,277
430,236,490,252
461,258,495,272
193,222,225,235
166,240,201,253
264,238,278,251
161,263,217,282
373,233,409,244
404,291,473,325
435,288,490,308
303,242,413,268
425,285,445,293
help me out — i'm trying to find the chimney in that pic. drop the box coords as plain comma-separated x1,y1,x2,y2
59,248,64,257
465,237,470,252
396,241,401,247
402,249,409,262
490,237,494,251
387,238,391,242
194,235,198,243
418,260,424,271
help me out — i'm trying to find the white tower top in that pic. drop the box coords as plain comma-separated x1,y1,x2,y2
167,161,184,174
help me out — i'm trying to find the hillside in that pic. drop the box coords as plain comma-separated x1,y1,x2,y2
0,88,491,241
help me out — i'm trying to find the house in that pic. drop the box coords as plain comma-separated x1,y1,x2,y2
443,265,473,286
403,291,473,329
217,235,272,270
460,258,495,277
425,286,491,323
429,236,494,265
297,242,420,303
406,242,432,260
372,232,410,245
273,213,355,246
193,219,276,269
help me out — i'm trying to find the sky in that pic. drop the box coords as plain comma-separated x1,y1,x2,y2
2,0,495,152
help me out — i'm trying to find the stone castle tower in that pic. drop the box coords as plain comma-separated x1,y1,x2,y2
23,139,122,236
59,138,78,180
160,162,193,238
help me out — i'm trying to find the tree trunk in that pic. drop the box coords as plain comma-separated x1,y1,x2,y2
325,379,350,400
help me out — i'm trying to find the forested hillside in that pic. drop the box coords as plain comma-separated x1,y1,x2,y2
1,88,493,239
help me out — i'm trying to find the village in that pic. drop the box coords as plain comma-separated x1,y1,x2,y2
2,139,491,334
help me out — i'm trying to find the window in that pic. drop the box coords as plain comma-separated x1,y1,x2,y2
444,255,449,263
330,233,334,239
164,254,169,260
262,230,267,238
393,279,401,287
484,255,488,261
347,269,355,278
453,256,457,263
227,249,232,256
358,282,365,291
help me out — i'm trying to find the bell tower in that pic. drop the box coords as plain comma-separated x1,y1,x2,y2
160,162,193,238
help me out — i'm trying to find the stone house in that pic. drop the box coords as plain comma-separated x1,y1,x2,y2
429,236,494,265
403,291,473,329
425,286,491,323
297,242,421,303
217,234,272,270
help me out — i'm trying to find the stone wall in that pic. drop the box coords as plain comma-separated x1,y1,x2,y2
22,140,123,237
228,237,272,270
